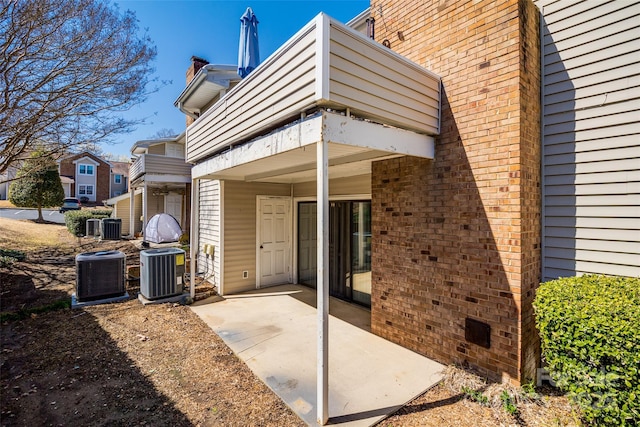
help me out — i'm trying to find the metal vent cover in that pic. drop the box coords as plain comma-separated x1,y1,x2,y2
76,250,126,302
139,248,185,300
86,219,101,237
101,218,121,240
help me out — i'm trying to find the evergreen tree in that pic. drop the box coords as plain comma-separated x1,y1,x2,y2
9,150,64,222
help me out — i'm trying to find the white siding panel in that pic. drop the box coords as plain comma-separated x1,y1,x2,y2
546,237,640,254
545,182,638,196
545,226,640,242
544,135,638,155
544,205,640,218
545,170,640,185
544,27,640,69
545,194,640,207
544,147,639,166
544,98,640,126
544,74,640,106
545,86,640,117
540,0,640,286
543,3,639,44
198,179,221,288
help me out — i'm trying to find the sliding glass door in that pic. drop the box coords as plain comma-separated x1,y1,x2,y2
297,200,371,307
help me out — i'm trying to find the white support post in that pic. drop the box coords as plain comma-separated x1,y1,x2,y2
190,178,199,299
129,186,135,237
316,137,329,425
142,182,148,237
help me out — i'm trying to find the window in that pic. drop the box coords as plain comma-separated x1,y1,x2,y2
114,174,122,184
79,164,94,175
78,185,94,195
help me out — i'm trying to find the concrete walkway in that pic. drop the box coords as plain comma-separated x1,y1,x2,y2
191,285,443,426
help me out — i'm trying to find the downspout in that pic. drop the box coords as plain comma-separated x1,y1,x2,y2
176,67,209,119
190,177,199,300
177,102,199,120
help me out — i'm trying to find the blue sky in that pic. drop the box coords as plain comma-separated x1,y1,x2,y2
106,0,369,159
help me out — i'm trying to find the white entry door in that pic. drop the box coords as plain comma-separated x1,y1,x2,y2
257,196,291,287
165,193,182,226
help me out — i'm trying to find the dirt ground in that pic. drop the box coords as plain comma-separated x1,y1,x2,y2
1,219,581,426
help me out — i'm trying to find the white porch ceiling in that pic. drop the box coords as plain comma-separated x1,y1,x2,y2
192,110,434,183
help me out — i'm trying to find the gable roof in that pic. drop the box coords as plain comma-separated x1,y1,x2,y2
111,161,129,176
130,131,186,155
59,151,111,166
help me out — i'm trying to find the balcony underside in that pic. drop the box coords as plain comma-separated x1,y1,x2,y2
187,13,440,165
192,110,434,182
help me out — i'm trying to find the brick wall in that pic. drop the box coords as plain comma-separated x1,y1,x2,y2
370,0,540,384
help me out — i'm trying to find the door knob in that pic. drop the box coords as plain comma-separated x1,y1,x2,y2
260,245,263,249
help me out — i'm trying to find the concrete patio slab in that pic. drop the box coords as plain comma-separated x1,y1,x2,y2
191,285,443,426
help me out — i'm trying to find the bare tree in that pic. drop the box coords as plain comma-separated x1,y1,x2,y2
0,0,157,175
149,128,178,139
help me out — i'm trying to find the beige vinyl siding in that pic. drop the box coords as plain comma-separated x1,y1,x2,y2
113,198,131,234
187,27,317,163
222,181,290,294
198,179,221,288
538,0,640,280
130,154,191,182
327,26,439,133
111,192,142,235
186,14,440,164
146,193,164,219
148,145,164,155
293,174,371,197
133,193,143,234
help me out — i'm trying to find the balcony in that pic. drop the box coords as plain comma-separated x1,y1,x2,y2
186,12,440,164
129,154,192,184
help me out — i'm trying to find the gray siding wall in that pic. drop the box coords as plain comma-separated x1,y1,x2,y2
198,179,222,290
538,0,640,280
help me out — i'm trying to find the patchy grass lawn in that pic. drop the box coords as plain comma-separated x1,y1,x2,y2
0,217,68,251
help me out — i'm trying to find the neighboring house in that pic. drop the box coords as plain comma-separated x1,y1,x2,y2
60,176,74,198
106,133,191,237
177,0,639,392
58,151,111,203
0,164,18,200
110,161,129,198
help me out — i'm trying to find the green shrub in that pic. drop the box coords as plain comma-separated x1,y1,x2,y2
0,255,16,267
0,249,26,261
461,386,489,406
533,275,640,426
0,249,27,267
64,210,94,236
91,209,113,218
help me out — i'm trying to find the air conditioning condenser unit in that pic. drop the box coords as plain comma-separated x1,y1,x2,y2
140,248,185,300
76,250,126,302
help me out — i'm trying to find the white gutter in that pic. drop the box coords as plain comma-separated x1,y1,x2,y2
173,64,240,118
